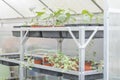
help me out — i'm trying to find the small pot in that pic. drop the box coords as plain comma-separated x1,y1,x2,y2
31,25,52,28
43,57,48,63
34,57,43,64
85,62,92,71
31,25,41,28
44,63,52,66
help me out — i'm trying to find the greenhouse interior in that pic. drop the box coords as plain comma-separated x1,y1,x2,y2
0,0,120,80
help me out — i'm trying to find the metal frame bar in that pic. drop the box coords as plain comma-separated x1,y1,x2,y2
2,0,24,18
104,0,109,80
19,30,29,80
67,27,102,80
67,27,82,48
91,0,104,13
0,27,104,80
79,27,85,80
83,27,98,48
20,30,29,44
19,30,24,80
67,27,99,48
38,0,54,12
57,39,63,52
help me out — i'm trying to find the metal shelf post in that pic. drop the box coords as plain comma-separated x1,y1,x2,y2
79,27,85,80
19,30,29,80
19,30,25,80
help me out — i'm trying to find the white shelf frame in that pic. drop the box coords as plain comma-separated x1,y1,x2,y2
0,26,104,80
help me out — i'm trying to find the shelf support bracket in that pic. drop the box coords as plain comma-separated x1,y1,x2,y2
67,27,98,49
83,27,98,48
20,29,29,44
67,27,82,48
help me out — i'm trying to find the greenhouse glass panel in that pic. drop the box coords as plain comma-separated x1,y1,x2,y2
4,0,50,17
43,0,103,13
107,0,120,80
109,12,120,80
0,0,21,19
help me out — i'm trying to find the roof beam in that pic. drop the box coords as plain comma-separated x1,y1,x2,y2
2,0,25,18
91,0,104,13
38,0,54,12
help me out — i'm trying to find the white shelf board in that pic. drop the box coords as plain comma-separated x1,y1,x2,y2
0,57,102,76
0,26,104,31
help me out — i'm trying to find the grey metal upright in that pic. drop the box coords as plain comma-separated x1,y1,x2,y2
19,29,29,80
104,0,109,80
19,30,25,80
79,27,85,80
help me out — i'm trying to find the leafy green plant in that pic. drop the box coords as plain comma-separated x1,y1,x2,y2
47,52,78,71
30,8,49,26
81,10,93,23
50,9,76,26
30,8,76,26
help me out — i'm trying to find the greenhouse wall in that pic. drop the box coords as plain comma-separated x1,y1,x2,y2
109,13,120,80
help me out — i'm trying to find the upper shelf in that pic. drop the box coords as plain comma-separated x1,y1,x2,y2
12,25,104,39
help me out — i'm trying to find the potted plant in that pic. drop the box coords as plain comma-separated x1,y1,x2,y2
29,8,52,27
42,8,76,38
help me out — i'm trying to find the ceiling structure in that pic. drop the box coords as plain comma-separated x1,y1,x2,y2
0,0,104,20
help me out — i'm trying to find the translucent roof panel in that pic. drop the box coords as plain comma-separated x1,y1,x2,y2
108,0,120,9
0,0,103,19
4,0,50,17
0,0,21,19
43,0,104,13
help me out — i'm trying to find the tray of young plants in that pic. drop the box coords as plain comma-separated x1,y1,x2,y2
32,52,103,72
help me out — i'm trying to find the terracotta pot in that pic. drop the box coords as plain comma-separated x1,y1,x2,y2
31,25,52,28
85,62,92,71
74,61,92,71
50,63,54,66
44,63,52,66
43,57,48,63
31,25,43,28
34,59,42,64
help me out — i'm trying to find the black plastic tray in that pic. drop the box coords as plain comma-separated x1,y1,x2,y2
12,26,42,37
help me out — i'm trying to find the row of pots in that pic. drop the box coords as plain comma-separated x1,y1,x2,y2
34,57,93,71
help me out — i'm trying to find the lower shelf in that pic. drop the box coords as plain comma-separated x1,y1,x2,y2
63,73,103,80
0,60,19,66
30,67,103,80
0,56,103,80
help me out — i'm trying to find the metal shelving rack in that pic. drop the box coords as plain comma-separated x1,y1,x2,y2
0,26,104,80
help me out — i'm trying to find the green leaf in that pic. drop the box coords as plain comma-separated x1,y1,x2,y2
82,10,93,19
64,13,71,22
82,10,89,15
53,9,65,17
36,12,45,16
